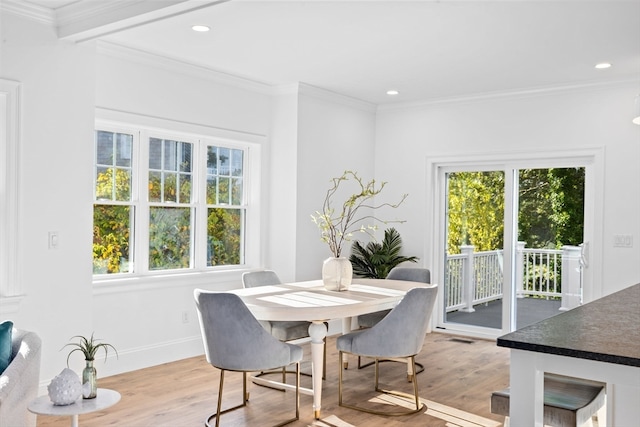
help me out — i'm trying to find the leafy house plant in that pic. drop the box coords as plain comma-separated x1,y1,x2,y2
350,227,418,279
311,170,408,290
63,333,118,399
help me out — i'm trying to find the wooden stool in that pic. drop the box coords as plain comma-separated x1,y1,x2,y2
491,373,606,427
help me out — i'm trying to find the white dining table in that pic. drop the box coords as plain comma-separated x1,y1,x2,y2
228,278,433,419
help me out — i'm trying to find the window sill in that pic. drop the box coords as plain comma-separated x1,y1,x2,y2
92,268,249,295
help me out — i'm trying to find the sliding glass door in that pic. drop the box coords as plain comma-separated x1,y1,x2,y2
436,160,588,336
444,170,506,330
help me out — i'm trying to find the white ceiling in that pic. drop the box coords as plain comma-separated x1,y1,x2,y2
24,0,640,105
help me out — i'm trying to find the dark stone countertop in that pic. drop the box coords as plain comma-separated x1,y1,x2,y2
497,283,640,367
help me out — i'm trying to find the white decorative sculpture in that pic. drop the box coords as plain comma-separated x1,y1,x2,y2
47,368,82,405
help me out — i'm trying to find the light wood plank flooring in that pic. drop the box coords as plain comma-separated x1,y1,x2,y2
36,333,509,427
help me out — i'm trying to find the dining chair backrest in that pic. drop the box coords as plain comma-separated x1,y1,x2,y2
386,267,430,284
194,290,301,372
242,270,281,288
347,286,438,358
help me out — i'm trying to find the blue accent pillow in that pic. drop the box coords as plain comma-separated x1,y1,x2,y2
0,321,13,374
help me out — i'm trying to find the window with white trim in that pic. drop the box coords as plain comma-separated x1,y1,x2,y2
93,123,251,276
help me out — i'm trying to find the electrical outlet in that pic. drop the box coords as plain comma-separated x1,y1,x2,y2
181,311,189,324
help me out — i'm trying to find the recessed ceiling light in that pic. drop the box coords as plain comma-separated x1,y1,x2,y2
595,62,611,69
387,90,399,95
192,25,210,32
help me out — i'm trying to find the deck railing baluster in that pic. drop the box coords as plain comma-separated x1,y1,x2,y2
445,245,577,312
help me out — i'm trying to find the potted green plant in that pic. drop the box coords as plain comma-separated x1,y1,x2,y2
349,227,418,279
311,170,408,290
63,333,118,399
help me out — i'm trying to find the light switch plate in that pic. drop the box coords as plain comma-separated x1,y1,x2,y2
613,234,633,248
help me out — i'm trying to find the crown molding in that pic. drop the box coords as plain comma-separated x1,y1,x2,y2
298,82,376,113
0,0,55,25
57,0,228,42
96,40,273,96
271,83,301,97
0,1,228,42
56,0,156,27
94,41,378,111
378,76,640,113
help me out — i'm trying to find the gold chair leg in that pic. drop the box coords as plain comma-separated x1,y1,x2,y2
339,353,426,417
295,362,300,419
206,370,249,427
243,372,249,401
214,369,224,427
411,357,420,410
271,361,300,427
359,355,424,382
338,351,344,406
207,367,299,427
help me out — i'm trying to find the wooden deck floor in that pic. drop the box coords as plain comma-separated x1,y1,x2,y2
446,297,562,329
36,332,509,427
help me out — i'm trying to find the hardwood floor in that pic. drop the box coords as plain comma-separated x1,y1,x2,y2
36,333,509,427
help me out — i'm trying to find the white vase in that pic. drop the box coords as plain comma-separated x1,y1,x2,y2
322,257,353,291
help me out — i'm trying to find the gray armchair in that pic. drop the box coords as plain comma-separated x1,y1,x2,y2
0,329,42,427
356,267,431,328
356,267,431,378
194,290,303,427
242,270,326,379
337,285,438,416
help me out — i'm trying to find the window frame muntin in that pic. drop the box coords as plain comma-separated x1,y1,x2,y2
93,116,260,282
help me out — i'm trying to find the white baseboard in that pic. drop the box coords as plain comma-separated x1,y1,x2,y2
38,335,205,395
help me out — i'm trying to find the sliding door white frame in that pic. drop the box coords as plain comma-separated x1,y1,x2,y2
425,147,604,339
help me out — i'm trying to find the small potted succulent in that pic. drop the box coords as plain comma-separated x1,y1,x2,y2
63,333,118,399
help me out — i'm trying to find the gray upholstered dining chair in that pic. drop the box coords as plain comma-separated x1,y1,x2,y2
194,289,303,427
356,267,431,328
337,285,438,416
242,270,326,379
355,267,431,378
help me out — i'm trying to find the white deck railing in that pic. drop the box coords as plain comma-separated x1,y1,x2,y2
445,242,582,313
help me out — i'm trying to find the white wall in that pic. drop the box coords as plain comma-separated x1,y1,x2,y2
375,83,640,300
0,12,277,384
267,83,380,282
0,11,378,384
91,45,274,376
294,86,377,281
1,13,96,383
267,86,299,281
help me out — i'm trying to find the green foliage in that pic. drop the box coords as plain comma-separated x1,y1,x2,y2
93,205,130,274
93,167,132,274
518,168,584,249
148,207,191,270
311,170,408,257
95,167,130,201
207,208,242,266
94,141,244,274
547,168,585,247
63,333,118,364
349,228,418,278
447,171,505,254
447,168,585,255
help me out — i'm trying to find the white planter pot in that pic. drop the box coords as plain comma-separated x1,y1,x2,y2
322,257,353,291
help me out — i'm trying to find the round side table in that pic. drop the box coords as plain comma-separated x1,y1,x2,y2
28,388,121,427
